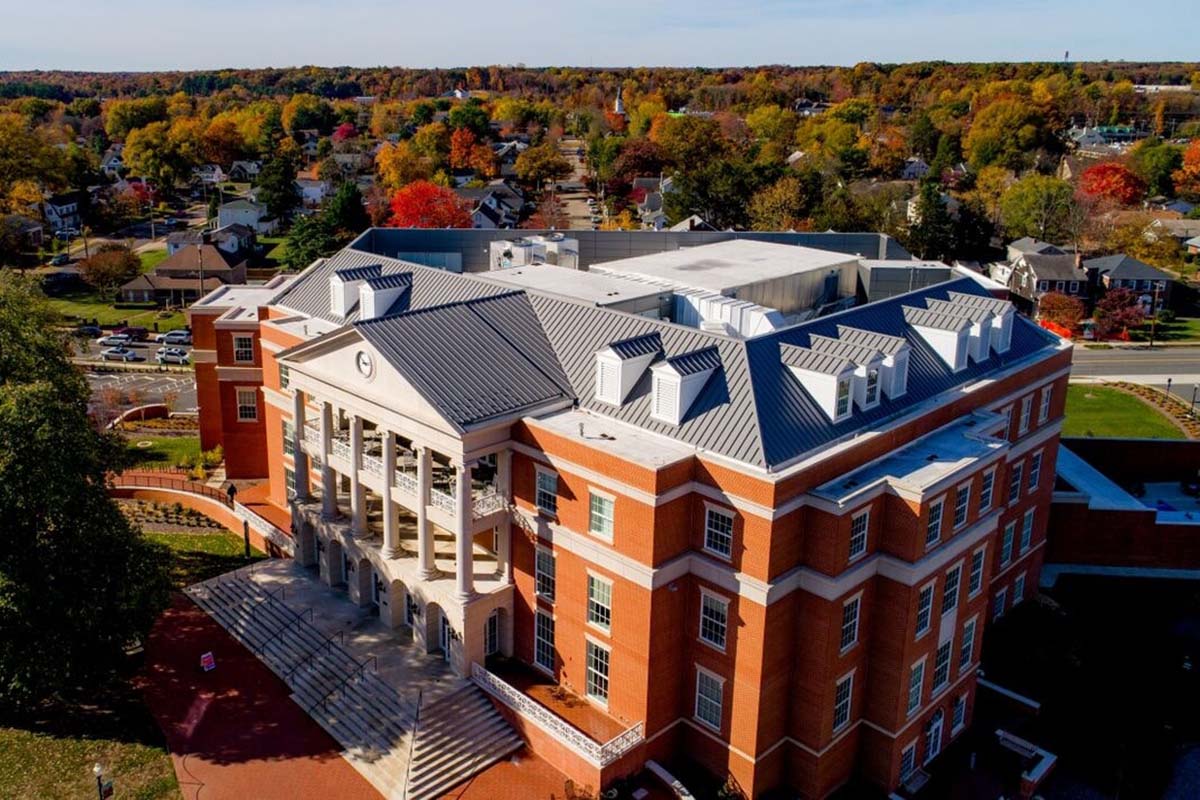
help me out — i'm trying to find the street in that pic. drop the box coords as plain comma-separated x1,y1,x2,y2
556,137,597,230
86,371,198,412
1070,345,1200,408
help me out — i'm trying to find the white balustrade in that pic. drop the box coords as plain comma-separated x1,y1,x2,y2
361,453,383,476
302,424,321,446
331,438,351,462
471,664,643,767
472,488,506,518
430,487,456,514
393,470,418,495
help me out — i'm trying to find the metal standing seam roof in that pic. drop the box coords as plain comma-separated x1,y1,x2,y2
663,347,722,376
836,325,909,356
807,334,882,366
902,305,972,332
334,264,383,281
364,273,413,290
925,298,993,324
608,332,664,360
779,345,854,376
945,291,1013,315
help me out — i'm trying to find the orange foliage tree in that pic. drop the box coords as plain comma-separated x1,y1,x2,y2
449,128,477,171
1079,162,1146,205
1173,140,1200,201
386,180,472,228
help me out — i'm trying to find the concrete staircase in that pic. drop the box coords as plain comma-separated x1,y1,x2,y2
185,570,523,799
405,686,524,800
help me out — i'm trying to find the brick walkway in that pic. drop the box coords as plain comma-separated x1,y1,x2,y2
138,595,382,800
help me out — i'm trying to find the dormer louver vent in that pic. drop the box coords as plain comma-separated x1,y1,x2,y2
594,332,662,406
329,264,382,318
358,273,412,320
902,306,972,372
649,347,720,425
780,344,856,422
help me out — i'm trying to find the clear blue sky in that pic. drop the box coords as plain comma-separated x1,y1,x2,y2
2,0,1196,71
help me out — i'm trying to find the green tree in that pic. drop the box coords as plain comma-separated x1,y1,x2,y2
325,182,370,236
905,181,957,260
908,112,940,161
283,214,339,271
649,114,728,168
0,272,171,711
664,158,759,230
447,102,491,139
255,147,301,220
1128,139,1183,198
963,100,1051,171
104,96,168,140
281,93,334,135
514,142,572,188
1000,173,1075,241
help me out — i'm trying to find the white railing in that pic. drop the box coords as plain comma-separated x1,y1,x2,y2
331,438,351,462
361,453,382,476
472,488,506,518
471,663,644,767
430,487,456,514
393,470,418,495
302,424,321,446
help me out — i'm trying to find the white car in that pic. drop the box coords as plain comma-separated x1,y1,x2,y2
155,347,190,365
96,333,131,347
100,346,139,362
155,329,192,345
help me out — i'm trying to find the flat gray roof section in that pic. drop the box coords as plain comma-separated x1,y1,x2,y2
1055,446,1146,512
475,263,666,306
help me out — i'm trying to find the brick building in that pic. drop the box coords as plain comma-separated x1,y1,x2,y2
190,230,1070,798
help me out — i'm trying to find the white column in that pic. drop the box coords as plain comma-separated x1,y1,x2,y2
455,462,474,601
497,450,512,583
350,415,366,535
320,401,336,518
382,430,400,558
291,390,309,499
416,447,435,579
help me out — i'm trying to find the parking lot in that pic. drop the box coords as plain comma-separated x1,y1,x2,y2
86,371,198,412
74,331,194,366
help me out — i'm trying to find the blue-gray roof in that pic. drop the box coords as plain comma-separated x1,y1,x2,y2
364,273,413,290
1084,254,1174,282
609,333,663,360
665,347,722,376
334,264,383,281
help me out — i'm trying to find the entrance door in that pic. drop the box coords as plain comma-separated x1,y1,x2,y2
370,571,381,607
439,613,451,662
925,709,944,763
340,551,350,587
485,611,499,656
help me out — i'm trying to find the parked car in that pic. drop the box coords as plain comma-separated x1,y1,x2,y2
54,227,80,239
155,329,192,345
49,253,70,266
155,347,190,365
100,346,139,362
114,326,150,341
96,333,131,346
74,324,102,338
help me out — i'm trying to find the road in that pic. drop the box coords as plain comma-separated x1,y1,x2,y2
85,370,198,413
556,137,597,230
1070,345,1200,407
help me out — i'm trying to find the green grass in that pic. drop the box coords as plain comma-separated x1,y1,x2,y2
138,249,168,273
47,292,187,331
1064,385,1185,439
259,235,288,267
145,530,265,588
126,435,200,468
1128,317,1200,343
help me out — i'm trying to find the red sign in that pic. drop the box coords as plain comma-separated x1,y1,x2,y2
200,651,216,672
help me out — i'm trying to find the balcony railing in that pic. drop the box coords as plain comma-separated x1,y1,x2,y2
393,470,418,495
472,488,506,518
302,424,321,447
430,487,456,514
471,663,644,767
331,438,351,462
361,453,382,476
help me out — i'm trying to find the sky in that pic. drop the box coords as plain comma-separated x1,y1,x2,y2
1,0,1197,72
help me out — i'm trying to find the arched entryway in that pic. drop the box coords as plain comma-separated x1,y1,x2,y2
296,520,317,569
326,538,345,587
354,556,372,608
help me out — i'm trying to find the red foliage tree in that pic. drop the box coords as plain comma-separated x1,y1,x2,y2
1037,291,1085,332
1079,162,1147,205
331,122,357,143
449,128,477,171
1092,287,1145,338
386,180,473,228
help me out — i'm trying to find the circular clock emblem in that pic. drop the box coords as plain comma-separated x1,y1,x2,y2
355,350,374,379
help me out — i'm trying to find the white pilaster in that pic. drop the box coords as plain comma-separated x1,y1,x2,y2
417,446,435,580
497,450,513,583
320,401,336,518
350,415,366,535
455,462,474,601
382,430,400,558
291,390,310,499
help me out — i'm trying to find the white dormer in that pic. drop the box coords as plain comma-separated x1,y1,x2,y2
809,334,884,411
927,298,992,362
781,344,856,422
329,264,382,318
649,347,720,425
837,325,912,400
946,291,1015,354
594,332,662,406
903,306,971,372
358,274,411,320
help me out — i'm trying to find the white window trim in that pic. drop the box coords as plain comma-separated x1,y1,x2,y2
702,502,735,562
1028,449,1043,494
930,638,953,696
900,739,919,781
979,467,996,513
586,486,616,543
848,508,870,563
1013,571,1027,605
698,588,730,653
967,545,987,598
907,656,927,718
693,664,725,732
952,693,968,734
1008,462,1023,508
586,570,613,633
925,495,946,551
942,560,964,617
840,590,864,654
1039,385,1053,423
915,578,936,640
959,614,978,672
833,669,855,732
583,634,611,708
533,609,555,676
232,334,254,364
994,587,1008,619
534,465,558,516
1018,395,1032,434
534,545,556,602
953,481,971,530
235,386,258,422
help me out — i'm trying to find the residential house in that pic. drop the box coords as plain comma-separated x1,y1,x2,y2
194,164,227,185
1185,236,1200,255
119,243,246,305
297,130,322,160
218,199,278,234
1006,237,1065,264
906,192,961,225
100,144,124,179
901,157,931,180
42,191,83,232
167,223,256,258
1145,218,1200,245
669,214,717,232
296,177,332,208
229,160,262,182
633,176,674,230
459,183,524,229
1085,254,1176,312
1006,253,1090,314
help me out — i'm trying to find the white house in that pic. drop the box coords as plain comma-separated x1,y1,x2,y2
296,179,331,208
217,199,277,234
43,192,83,232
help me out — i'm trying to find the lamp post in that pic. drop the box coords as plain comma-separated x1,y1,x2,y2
93,764,103,800
1191,385,1197,418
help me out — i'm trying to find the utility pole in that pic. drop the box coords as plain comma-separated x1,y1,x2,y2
1148,285,1160,348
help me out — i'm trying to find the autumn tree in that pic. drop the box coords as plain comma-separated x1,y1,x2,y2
1093,287,1145,338
386,180,472,228
609,139,667,188
963,99,1052,171
104,96,168,140
0,112,65,210
514,142,572,189
449,128,478,171
375,140,431,191
1000,174,1074,242
748,172,822,230
77,244,140,299
410,122,451,169
1037,292,1085,331
1128,139,1182,198
1173,140,1200,201
1079,162,1146,205
649,114,728,167
281,93,334,135
331,122,357,144
201,117,245,166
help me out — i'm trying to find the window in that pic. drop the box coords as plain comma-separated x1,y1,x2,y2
1037,280,1048,292
959,618,976,671
932,640,952,693
907,660,925,715
699,591,729,651
993,588,1007,619
836,377,852,418
1008,463,1023,506
1039,386,1052,423
1028,452,1042,493
953,484,971,529
535,469,558,515
485,612,499,656
848,509,869,561
900,742,918,781
534,610,555,672
1055,280,1065,291
968,547,986,597
1069,280,1079,294
585,640,610,703
283,420,295,456
233,335,254,363
236,387,258,421
833,672,853,731
285,467,296,498
979,469,995,513
1014,572,1026,604
1000,521,1015,566
535,547,556,600
1001,406,1013,438
1020,509,1034,553
704,507,734,559
925,498,944,548
840,595,861,652
952,694,967,733
587,575,612,631
916,583,934,637
695,669,724,730
942,565,961,616
279,364,290,389
1018,395,1032,434
588,491,614,540
865,368,880,406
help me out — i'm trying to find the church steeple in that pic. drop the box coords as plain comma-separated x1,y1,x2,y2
614,86,626,117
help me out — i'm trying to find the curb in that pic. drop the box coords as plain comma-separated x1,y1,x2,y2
74,359,192,375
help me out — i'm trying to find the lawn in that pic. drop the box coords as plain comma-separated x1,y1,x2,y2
138,249,168,273
1063,384,1185,439
126,435,201,469
47,292,187,332
1128,317,1200,343
259,235,288,267
145,529,266,588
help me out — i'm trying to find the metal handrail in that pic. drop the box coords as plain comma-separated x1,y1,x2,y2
112,472,233,508
285,629,345,683
403,689,423,795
